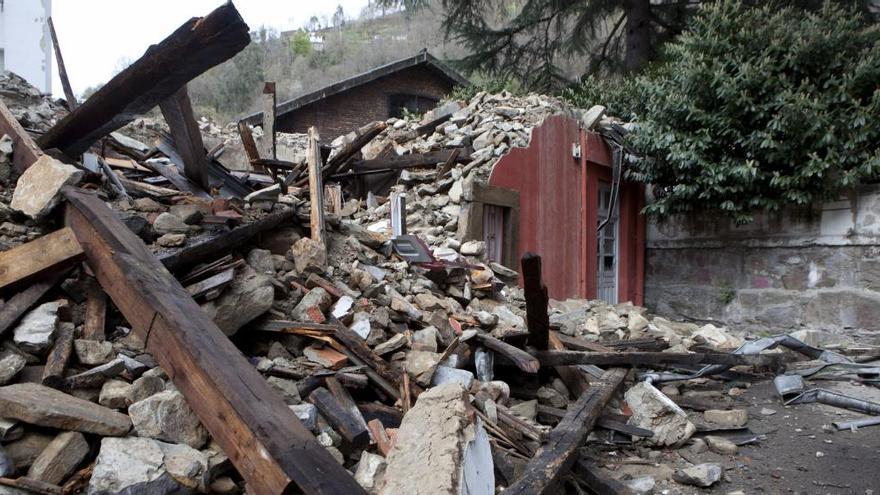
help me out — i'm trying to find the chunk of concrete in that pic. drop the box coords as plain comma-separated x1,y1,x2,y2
27,431,89,485
379,383,494,495
624,475,655,495
128,390,207,449
290,237,326,274
460,240,485,256
355,451,386,492
266,377,300,405
10,155,84,219
201,264,274,336
673,463,722,487
290,287,331,322
12,301,63,355
152,212,189,235
703,409,748,428
705,435,738,455
625,382,695,447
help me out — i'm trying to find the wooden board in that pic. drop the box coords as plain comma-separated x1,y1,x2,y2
38,3,250,156
0,99,43,173
159,86,210,190
103,157,150,172
62,187,365,495
0,228,84,291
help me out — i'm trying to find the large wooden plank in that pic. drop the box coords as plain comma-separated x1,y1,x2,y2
62,187,365,495
261,82,276,160
532,350,782,368
0,228,83,291
522,252,549,350
38,3,250,156
158,207,295,273
47,17,77,111
159,86,210,190
0,99,43,173
505,368,628,494
307,127,326,246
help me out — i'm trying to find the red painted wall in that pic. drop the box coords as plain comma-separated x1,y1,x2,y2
489,115,584,299
488,115,645,304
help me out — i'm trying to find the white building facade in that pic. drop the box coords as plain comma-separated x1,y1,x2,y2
0,0,52,94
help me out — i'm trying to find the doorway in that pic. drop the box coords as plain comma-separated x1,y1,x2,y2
597,182,618,303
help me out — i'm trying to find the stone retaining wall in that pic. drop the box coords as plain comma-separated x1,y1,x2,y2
645,184,880,341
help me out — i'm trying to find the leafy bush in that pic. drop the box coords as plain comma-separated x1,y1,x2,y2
566,1,880,223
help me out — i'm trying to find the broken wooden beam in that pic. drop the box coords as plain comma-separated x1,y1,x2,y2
0,270,67,337
574,458,634,495
62,187,365,495
38,3,250,156
0,228,83,292
307,127,327,246
81,280,107,341
47,17,77,111
159,86,210,191
522,252,550,350
472,333,540,373
41,322,74,389
0,99,43,173
350,148,470,173
505,368,628,494
322,121,386,180
532,350,782,368
309,387,370,448
158,207,295,273
237,120,261,164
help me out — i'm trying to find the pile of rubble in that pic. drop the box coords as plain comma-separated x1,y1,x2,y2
1,4,879,494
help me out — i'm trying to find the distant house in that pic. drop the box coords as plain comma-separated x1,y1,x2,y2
0,0,52,94
243,51,468,139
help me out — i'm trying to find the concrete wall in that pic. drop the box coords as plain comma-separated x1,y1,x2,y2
276,65,455,139
0,0,52,93
645,184,880,341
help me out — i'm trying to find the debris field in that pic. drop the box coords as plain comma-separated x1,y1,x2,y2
0,3,878,495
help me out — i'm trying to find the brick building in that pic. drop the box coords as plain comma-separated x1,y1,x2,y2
242,51,468,139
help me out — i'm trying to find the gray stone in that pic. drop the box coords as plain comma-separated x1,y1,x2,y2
27,431,89,485
266,377,300,405
74,339,115,366
201,265,273,336
509,400,538,421
390,293,421,320
4,431,53,471
703,409,748,428
355,451,386,492
168,204,205,225
330,295,354,319
128,390,207,449
290,237,326,274
705,435,738,455
673,463,722,487
0,383,132,436
412,326,439,352
460,240,486,256
289,403,317,431
246,248,275,276
152,213,189,235
88,437,195,495
374,333,407,356
624,475,655,495
489,262,518,279
405,351,441,386
349,312,371,339
290,287,331,322
431,366,474,389
536,386,568,409
133,198,165,213
625,382,695,447
98,380,131,409
11,155,84,219
155,233,186,247
0,352,26,385
0,445,13,478
12,301,63,355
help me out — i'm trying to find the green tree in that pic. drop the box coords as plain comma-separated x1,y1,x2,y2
567,1,880,224
289,30,313,58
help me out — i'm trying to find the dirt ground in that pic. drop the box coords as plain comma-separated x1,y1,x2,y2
592,376,880,494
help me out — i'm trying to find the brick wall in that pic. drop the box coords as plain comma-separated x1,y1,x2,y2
276,65,456,139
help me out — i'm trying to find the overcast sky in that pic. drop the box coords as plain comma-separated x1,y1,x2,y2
51,0,370,98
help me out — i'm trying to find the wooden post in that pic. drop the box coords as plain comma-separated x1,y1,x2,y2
0,99,43,173
62,187,365,495
522,252,550,350
47,17,77,111
261,82,276,160
325,184,343,216
307,127,326,246
82,279,107,341
159,86,210,191
38,3,250,156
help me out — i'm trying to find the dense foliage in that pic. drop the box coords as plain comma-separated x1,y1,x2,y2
566,1,880,223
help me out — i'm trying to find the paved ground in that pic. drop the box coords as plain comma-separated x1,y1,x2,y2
593,375,880,494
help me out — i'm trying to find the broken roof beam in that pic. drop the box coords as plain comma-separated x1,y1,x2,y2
349,148,471,172
159,86,210,191
47,17,77,111
532,350,783,368
62,187,366,495
38,3,250,156
0,99,43,173
505,368,628,494
0,227,84,292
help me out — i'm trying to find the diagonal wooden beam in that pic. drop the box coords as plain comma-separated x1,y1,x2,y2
38,3,250,156
0,99,43,173
159,86,210,191
62,187,365,495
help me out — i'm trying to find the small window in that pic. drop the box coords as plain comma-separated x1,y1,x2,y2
0,49,5,72
389,94,438,118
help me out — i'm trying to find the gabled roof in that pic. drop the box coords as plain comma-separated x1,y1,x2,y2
241,50,468,126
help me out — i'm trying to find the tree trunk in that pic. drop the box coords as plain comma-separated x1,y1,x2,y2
624,0,652,71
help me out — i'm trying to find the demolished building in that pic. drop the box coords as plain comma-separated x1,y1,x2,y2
0,2,878,495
